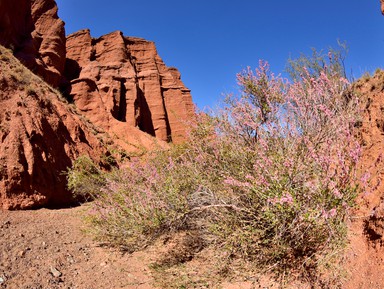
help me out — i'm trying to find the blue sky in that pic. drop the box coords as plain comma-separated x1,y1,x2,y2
56,0,384,109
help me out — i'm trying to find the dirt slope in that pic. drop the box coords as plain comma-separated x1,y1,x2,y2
0,45,109,209
0,205,154,289
342,71,384,289
0,205,310,289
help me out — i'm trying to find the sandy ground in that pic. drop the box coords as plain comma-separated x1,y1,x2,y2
0,205,154,289
1,204,383,289
0,205,307,289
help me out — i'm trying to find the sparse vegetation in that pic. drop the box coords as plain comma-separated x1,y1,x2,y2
68,49,365,286
286,41,348,81
361,71,372,83
0,45,12,62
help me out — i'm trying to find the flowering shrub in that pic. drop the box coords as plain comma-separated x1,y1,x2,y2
68,55,362,279
211,60,360,271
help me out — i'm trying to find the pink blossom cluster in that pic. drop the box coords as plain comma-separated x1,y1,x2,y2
219,59,363,216
224,177,252,188
268,193,294,206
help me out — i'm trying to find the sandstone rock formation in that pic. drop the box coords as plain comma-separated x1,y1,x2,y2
0,0,66,88
0,0,195,209
28,0,66,87
0,0,32,49
0,46,107,209
381,0,384,14
354,71,384,232
342,71,384,288
65,30,194,146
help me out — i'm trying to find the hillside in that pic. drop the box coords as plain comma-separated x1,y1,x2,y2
0,45,108,209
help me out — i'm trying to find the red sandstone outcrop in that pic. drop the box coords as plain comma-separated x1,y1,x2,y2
381,0,384,14
354,71,384,226
0,46,107,209
29,0,66,87
0,0,65,87
0,0,195,209
0,0,32,49
65,30,195,145
342,71,384,289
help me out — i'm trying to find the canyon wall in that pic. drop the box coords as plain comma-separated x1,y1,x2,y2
65,30,194,146
0,0,195,209
0,0,65,87
0,46,108,209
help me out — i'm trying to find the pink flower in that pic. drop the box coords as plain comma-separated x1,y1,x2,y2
268,193,294,206
333,188,342,199
279,193,293,205
361,172,370,188
283,159,294,168
224,177,252,188
328,208,337,218
322,208,337,219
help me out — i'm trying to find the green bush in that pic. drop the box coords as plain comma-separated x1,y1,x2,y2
68,52,364,282
67,155,106,201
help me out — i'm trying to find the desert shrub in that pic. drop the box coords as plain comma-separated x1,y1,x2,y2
199,60,359,273
286,41,348,81
69,54,363,279
67,155,107,201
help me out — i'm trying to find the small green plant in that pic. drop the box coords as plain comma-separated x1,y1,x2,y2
9,71,23,83
26,86,37,96
0,45,12,62
67,155,106,201
0,54,10,62
361,71,371,82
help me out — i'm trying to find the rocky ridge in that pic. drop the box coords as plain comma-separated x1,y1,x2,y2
0,46,107,209
0,0,65,88
0,0,195,209
65,29,194,147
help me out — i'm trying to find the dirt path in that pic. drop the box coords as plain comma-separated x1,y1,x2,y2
1,204,383,289
0,205,302,289
0,205,154,289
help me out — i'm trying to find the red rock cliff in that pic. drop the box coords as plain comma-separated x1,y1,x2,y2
0,0,195,209
381,0,384,14
0,0,66,87
0,46,107,209
65,30,195,145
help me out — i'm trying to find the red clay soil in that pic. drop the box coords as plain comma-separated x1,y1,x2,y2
0,205,310,289
341,71,384,289
0,205,155,289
